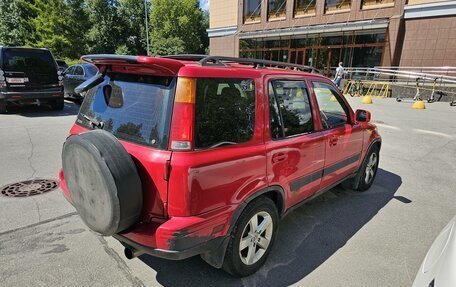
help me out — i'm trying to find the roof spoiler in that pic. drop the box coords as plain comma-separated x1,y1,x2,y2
80,54,185,76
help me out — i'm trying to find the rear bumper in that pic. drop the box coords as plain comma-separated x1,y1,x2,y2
0,90,64,101
114,233,226,260
59,169,233,259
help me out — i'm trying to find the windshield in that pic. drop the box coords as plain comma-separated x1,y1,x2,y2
77,73,176,149
2,48,57,84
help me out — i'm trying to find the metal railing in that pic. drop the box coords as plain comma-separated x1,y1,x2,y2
339,67,456,97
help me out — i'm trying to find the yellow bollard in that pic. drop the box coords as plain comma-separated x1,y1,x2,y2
412,100,426,109
361,95,373,104
330,96,338,102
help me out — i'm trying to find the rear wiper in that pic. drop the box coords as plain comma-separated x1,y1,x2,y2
75,73,105,94
81,113,104,129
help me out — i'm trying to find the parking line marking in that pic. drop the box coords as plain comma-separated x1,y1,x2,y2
375,123,401,131
413,128,453,139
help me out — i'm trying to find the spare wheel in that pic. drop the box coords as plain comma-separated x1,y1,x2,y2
62,129,142,236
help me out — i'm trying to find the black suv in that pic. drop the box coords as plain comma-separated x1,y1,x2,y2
0,47,64,113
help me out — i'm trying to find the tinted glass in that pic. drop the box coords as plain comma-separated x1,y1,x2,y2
294,0,316,16
325,0,351,12
268,0,287,19
77,73,176,149
85,65,98,76
74,66,84,76
65,66,75,75
312,82,349,129
269,80,313,138
195,78,255,149
244,0,262,22
2,48,57,84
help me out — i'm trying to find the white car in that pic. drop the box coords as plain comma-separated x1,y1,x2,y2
413,216,456,287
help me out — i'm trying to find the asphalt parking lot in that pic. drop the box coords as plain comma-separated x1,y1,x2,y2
0,98,455,287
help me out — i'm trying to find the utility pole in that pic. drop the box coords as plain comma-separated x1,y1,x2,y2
144,0,150,56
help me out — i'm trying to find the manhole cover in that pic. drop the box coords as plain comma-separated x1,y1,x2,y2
0,179,59,197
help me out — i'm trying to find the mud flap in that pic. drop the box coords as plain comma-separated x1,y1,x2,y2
200,236,230,269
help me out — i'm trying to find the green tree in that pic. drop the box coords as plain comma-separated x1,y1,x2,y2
117,0,149,55
149,0,208,56
0,0,37,46
65,0,90,58
0,0,23,45
85,0,123,54
27,0,73,58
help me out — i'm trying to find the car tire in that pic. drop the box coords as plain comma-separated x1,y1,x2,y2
0,100,6,114
62,130,143,236
354,145,380,192
222,196,279,277
51,98,64,110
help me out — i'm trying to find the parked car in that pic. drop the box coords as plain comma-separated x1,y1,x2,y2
413,215,456,287
56,59,68,72
63,63,98,102
0,46,64,113
60,55,381,277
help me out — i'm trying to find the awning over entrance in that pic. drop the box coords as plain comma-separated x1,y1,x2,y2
239,19,390,39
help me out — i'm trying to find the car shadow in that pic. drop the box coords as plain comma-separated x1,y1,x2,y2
4,100,80,117
138,168,403,287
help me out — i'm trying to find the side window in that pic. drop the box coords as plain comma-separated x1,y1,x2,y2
312,82,350,129
195,78,255,149
74,66,84,76
268,80,314,139
65,66,75,75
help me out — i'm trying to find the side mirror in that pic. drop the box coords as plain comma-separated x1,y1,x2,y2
355,109,371,123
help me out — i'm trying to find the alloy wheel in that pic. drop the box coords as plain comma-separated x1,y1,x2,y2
239,211,273,266
365,152,378,184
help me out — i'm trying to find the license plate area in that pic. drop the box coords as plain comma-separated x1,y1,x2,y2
6,77,29,84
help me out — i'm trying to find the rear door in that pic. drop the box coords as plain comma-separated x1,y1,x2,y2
1,48,59,92
310,80,363,187
265,76,326,208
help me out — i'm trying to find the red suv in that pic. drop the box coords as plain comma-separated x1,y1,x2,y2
60,55,381,277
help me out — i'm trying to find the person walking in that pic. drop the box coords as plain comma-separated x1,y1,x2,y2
334,62,345,88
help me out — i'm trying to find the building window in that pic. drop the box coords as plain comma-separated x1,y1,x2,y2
325,0,351,13
244,0,262,23
268,0,287,20
294,0,316,17
361,0,394,9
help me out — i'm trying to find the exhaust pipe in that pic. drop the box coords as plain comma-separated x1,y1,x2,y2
124,246,144,260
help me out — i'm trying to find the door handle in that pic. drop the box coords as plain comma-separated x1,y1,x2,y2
272,152,288,163
329,135,339,146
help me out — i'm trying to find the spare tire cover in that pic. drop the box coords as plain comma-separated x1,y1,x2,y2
62,130,142,236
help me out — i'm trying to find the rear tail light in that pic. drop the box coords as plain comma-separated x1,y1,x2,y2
169,77,196,151
57,70,64,86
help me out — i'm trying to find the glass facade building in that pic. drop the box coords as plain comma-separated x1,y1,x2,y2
240,30,386,77
208,0,456,69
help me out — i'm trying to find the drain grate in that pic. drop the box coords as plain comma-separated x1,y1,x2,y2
0,179,59,197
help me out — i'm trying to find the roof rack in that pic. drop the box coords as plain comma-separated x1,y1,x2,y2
199,56,319,73
161,54,208,61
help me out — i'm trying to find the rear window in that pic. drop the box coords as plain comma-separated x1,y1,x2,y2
1,49,57,83
195,78,255,149
77,73,176,149
85,65,98,76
